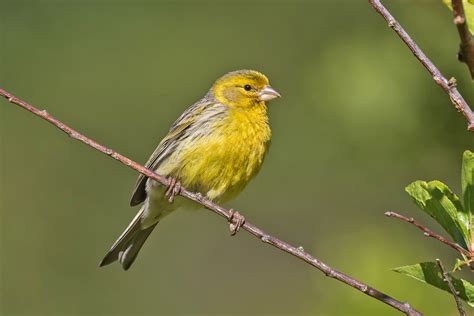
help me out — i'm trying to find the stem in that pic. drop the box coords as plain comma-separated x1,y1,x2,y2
452,0,474,79
385,212,471,258
368,0,474,131
436,259,466,316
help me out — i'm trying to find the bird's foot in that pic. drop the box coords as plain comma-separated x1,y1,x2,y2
165,177,181,203
228,209,245,236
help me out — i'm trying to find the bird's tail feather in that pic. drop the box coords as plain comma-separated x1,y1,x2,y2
100,207,158,270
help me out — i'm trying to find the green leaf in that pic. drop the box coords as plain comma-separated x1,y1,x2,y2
442,0,474,34
406,180,470,250
462,150,474,216
393,262,474,306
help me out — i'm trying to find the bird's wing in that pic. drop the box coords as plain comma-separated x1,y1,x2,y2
129,98,215,206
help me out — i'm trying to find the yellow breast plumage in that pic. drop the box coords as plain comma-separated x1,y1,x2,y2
176,103,271,202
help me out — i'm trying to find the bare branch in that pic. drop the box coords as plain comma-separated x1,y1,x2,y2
0,88,423,316
368,0,474,131
385,212,471,258
436,259,466,316
452,0,474,79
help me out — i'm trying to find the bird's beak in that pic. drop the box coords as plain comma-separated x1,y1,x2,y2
259,86,281,102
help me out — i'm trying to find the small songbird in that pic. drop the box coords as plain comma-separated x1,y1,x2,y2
100,70,281,270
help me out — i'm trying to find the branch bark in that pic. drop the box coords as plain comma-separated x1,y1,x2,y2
436,259,466,316
452,0,474,79
368,0,474,132
385,212,472,258
0,88,422,316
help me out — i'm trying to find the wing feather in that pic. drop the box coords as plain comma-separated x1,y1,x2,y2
129,97,217,206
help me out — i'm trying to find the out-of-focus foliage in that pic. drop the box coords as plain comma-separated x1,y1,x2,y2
442,0,474,34
1,1,474,315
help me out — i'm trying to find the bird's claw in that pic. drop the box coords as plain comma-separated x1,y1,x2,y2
165,177,181,203
228,209,245,236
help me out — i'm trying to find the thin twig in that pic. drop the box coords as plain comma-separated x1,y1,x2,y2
368,0,474,131
452,0,474,79
0,88,422,316
436,259,466,316
385,212,471,258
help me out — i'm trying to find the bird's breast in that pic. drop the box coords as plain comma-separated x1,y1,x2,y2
174,105,271,202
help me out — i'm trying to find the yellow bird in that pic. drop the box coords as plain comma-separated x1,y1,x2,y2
100,70,281,270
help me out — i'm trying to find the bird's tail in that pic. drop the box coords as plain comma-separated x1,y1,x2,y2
100,206,158,270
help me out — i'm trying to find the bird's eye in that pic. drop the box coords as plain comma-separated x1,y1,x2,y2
244,84,252,91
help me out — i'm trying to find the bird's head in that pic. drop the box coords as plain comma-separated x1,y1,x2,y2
211,70,281,108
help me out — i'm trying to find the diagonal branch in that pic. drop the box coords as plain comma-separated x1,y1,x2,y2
385,211,471,258
368,0,474,132
436,259,466,316
452,0,474,79
0,88,422,316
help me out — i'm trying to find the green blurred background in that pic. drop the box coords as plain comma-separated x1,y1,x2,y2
1,1,473,315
